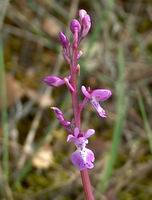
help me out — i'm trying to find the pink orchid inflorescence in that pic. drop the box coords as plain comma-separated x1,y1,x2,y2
43,9,112,171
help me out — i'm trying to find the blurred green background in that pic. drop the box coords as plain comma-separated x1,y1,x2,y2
0,0,152,199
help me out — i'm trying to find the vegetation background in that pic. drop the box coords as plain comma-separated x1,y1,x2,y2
0,0,152,199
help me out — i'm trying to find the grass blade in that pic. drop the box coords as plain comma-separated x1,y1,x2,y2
98,46,127,192
137,93,152,153
0,0,10,182
0,39,9,180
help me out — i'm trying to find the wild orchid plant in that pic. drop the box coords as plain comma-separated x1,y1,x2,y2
43,9,112,200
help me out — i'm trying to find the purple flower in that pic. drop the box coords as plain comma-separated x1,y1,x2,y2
59,32,71,63
43,75,71,88
51,107,71,132
79,9,91,37
81,86,112,118
59,32,69,48
67,127,95,170
71,148,95,170
43,75,65,87
70,19,81,34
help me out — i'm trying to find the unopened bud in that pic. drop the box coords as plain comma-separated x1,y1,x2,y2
76,64,80,75
70,19,81,34
59,32,69,48
43,75,64,87
79,9,87,23
82,14,91,37
77,51,83,59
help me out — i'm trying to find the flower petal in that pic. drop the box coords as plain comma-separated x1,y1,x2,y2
92,89,112,101
67,134,76,142
91,98,107,117
81,85,91,99
85,129,95,139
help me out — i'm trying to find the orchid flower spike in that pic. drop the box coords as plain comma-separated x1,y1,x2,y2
81,85,112,118
43,9,112,176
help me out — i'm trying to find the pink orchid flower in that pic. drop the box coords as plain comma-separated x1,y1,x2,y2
67,127,95,170
81,85,112,118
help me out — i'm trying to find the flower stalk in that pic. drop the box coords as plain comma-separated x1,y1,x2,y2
70,29,94,198
81,169,94,200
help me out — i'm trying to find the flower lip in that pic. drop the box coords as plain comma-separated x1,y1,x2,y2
91,98,107,118
71,148,95,170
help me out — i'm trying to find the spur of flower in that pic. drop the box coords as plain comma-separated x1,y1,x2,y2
67,127,95,170
81,85,112,118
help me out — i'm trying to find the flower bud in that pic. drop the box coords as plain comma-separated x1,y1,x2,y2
51,107,71,128
77,51,83,59
43,75,65,87
70,19,81,33
81,14,91,37
59,32,69,48
79,9,87,23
